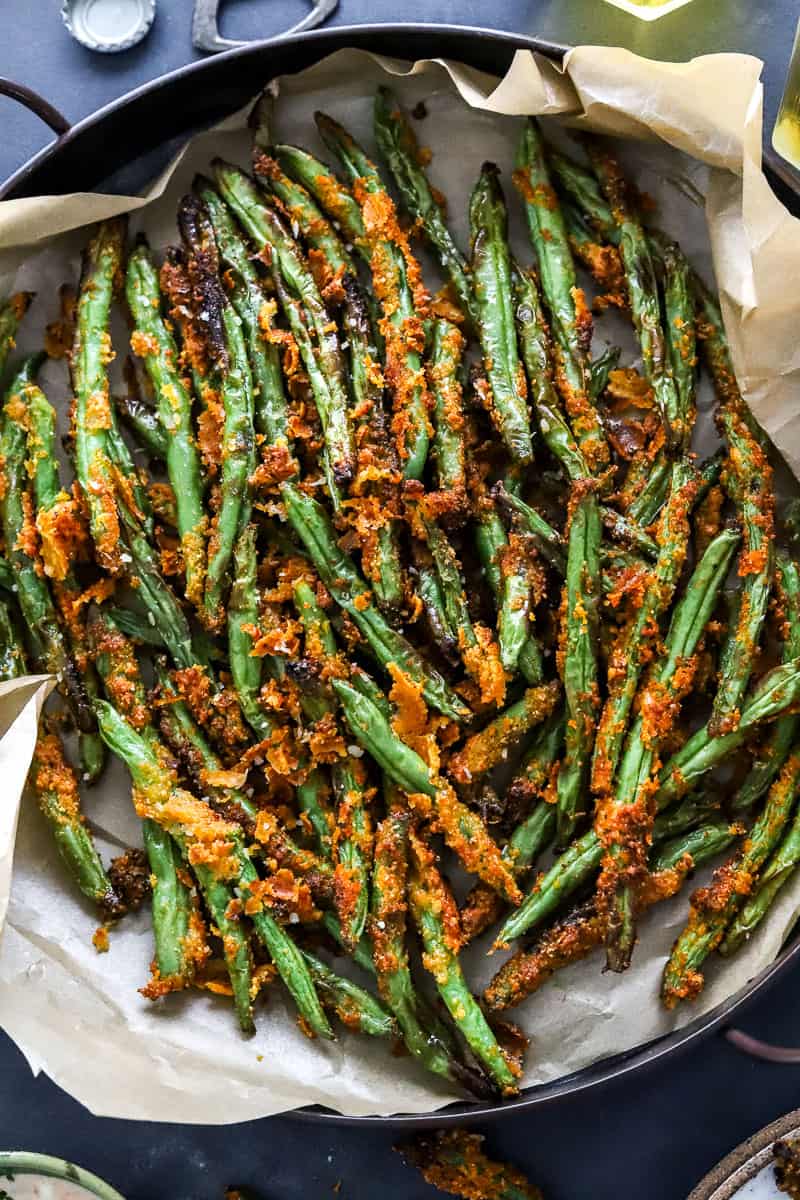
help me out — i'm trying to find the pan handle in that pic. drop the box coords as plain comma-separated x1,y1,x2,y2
725,1028,800,1064
0,79,71,137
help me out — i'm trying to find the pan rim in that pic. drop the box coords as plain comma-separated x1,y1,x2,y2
0,23,568,199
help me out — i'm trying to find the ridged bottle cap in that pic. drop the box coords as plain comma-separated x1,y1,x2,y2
61,0,156,52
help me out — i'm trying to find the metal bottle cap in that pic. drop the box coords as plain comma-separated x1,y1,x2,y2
61,0,156,53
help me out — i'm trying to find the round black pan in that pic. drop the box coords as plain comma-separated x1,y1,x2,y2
2,23,799,1124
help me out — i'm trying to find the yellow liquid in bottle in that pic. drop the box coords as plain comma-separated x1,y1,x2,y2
773,32,800,169
601,0,695,18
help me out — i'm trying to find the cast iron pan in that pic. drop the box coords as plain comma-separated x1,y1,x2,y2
1,24,800,1125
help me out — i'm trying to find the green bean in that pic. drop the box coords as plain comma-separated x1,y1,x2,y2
485,816,736,1013
408,829,519,1095
71,218,126,574
93,594,256,1031
369,803,491,1097
507,710,564,808
314,112,431,480
592,460,696,799
0,360,93,733
282,481,468,720
322,912,376,977
514,265,587,483
497,533,534,674
29,731,122,916
514,120,608,472
177,194,256,628
300,949,394,1038
601,532,741,965
412,543,459,666
589,346,621,400
694,277,776,737
492,484,566,573
0,291,33,380
95,699,332,1038
460,795,558,947
662,748,800,1007
657,657,800,810
200,182,290,449
469,164,533,464
474,497,543,686
332,678,520,903
22,376,106,780
126,237,208,606
585,140,681,447
556,483,602,844
0,597,25,679
213,160,355,486
428,319,468,505
660,234,697,443
272,143,370,264
496,528,740,947
247,148,402,607
374,87,476,327
142,819,201,988
448,682,560,787
731,554,800,813
298,768,335,862
331,755,373,952
115,495,197,672
420,512,497,688
722,778,800,954
228,524,272,740
398,1129,541,1200
116,377,168,459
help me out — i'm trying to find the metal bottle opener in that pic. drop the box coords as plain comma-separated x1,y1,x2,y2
192,0,338,53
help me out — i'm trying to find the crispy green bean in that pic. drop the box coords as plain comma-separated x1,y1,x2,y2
398,1130,542,1200
71,218,126,574
228,524,272,740
657,656,800,810
428,319,468,507
448,682,560,786
29,731,122,916
374,87,476,327
314,112,431,480
470,164,533,463
0,291,33,379
126,237,208,607
585,140,681,447
22,376,106,780
514,265,587,483
272,143,370,263
409,828,519,1095
591,461,697,798
332,678,520,903
495,528,741,948
695,276,776,737
662,748,800,1007
369,804,492,1098
95,699,332,1038
213,160,355,487
1,360,93,733
282,482,468,720
514,120,608,472
721,774,800,954
300,948,394,1038
555,481,602,845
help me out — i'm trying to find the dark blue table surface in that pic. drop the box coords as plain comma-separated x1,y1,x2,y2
2,2,800,1198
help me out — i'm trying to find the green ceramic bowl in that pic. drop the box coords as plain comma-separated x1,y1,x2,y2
0,1153,124,1199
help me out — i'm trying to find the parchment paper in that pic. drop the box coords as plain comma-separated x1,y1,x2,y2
1,45,800,1122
